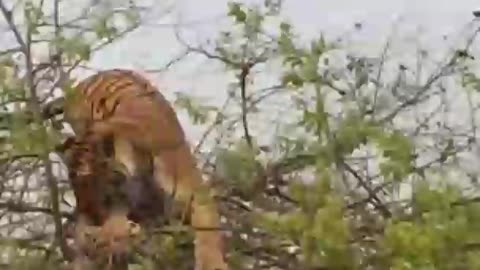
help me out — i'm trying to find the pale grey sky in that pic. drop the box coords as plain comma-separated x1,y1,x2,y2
91,0,480,68
85,0,480,142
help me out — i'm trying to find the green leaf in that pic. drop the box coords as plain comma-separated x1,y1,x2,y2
93,16,118,40
214,141,261,198
228,2,247,23
374,130,415,180
282,71,304,87
280,22,291,33
55,36,91,62
334,113,379,155
297,55,319,83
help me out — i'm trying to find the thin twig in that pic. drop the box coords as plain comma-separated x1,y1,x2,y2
240,62,254,148
194,96,232,154
143,49,191,73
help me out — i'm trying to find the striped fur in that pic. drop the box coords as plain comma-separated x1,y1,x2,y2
74,69,156,120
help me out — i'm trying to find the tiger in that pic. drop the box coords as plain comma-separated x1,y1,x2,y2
62,69,228,270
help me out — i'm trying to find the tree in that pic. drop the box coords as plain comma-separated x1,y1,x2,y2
2,0,480,269
172,1,480,269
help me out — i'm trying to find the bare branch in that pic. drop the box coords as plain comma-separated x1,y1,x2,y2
239,62,254,148
0,200,73,219
380,27,480,124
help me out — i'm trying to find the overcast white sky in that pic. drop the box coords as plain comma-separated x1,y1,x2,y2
90,0,480,68
83,0,480,141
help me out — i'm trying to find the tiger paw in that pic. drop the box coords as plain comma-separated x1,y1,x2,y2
80,214,141,261
95,215,141,256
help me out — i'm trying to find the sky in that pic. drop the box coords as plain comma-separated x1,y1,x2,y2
82,0,480,141
90,0,480,69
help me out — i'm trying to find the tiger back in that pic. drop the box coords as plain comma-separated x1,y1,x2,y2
64,69,186,156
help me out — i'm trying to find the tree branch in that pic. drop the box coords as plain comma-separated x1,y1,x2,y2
240,62,254,148
0,1,27,52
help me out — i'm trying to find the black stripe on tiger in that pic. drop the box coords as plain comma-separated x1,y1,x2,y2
79,71,155,120
91,80,136,119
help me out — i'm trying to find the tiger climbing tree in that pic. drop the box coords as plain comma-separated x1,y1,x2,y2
2,0,480,269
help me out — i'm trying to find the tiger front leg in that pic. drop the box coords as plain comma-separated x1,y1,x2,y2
78,211,141,270
153,151,228,270
69,215,97,270
191,187,228,270
69,215,132,270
